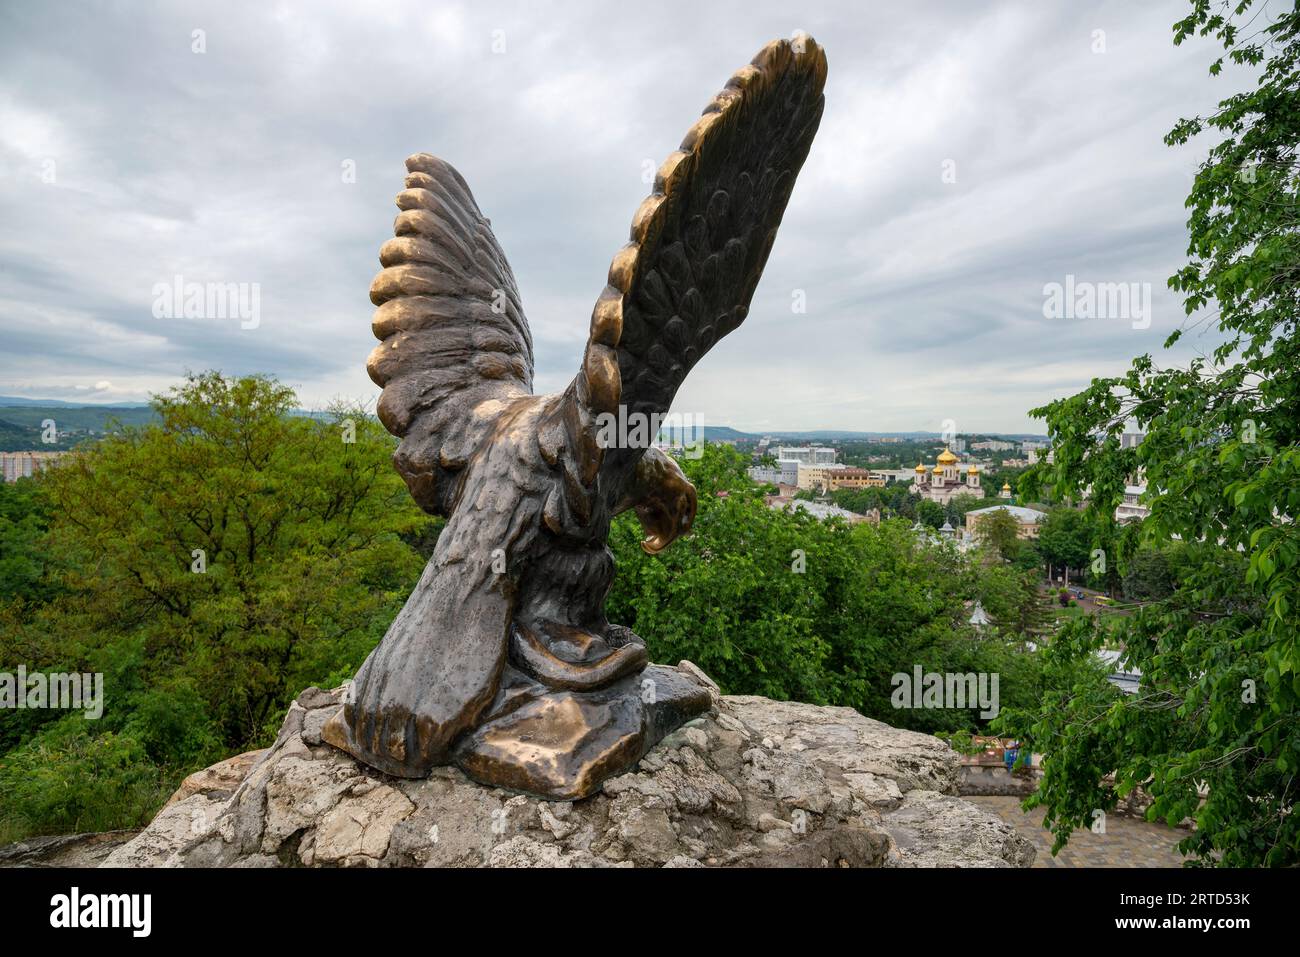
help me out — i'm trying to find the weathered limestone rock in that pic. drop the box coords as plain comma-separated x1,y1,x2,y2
102,663,1034,868
163,749,265,808
0,830,138,868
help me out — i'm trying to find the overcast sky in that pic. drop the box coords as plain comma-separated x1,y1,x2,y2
0,1,1245,433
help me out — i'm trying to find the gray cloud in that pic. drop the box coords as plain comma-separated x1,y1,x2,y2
0,0,1237,432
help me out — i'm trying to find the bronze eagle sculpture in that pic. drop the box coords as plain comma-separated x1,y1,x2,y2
323,35,828,799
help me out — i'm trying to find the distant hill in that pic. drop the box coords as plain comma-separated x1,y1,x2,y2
600,424,1052,444
0,418,30,447
746,430,1049,442
763,430,881,440
702,426,756,442
0,395,151,408
0,403,366,452
0,405,157,430
0,399,1048,451
0,405,157,450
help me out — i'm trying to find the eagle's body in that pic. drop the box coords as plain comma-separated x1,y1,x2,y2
323,36,828,798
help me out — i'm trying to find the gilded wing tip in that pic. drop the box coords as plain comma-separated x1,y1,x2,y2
705,36,826,140
405,152,442,172
751,34,827,90
583,35,827,410
668,36,825,201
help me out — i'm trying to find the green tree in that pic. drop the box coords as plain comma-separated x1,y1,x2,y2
915,499,945,529
607,443,1053,735
1017,2,1300,866
1122,547,1177,601
0,373,434,840
945,492,985,527
0,478,54,603
974,509,1021,562
1036,508,1093,581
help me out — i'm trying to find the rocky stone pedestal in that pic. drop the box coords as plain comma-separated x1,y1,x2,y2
103,662,1034,868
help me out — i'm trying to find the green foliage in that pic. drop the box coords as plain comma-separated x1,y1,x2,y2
973,509,1022,562
1036,508,1094,574
944,493,986,527
915,499,945,529
1012,541,1043,573
1122,547,1177,601
0,479,55,604
0,373,435,840
830,482,919,520
0,395,1068,843
0,715,172,843
606,444,1053,735
1016,2,1300,866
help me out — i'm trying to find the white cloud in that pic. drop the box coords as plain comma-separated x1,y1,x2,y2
0,0,1239,430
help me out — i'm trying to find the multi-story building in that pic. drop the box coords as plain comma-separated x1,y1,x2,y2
747,459,800,487
776,446,837,465
1115,484,1150,523
797,463,846,491
824,467,886,491
971,439,1016,452
793,464,887,492
872,468,919,484
1,451,64,483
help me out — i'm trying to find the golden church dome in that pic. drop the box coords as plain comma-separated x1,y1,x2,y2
936,447,959,465
914,462,926,473
1002,482,1011,490
932,465,944,474
968,465,979,474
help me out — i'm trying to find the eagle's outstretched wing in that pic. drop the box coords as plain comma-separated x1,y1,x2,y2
366,153,534,516
569,36,827,509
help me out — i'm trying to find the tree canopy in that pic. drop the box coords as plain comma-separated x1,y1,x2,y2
0,373,435,839
1015,0,1300,865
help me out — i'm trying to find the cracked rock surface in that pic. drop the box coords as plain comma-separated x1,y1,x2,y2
102,664,1034,868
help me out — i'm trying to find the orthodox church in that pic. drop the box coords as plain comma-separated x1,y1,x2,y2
910,448,982,504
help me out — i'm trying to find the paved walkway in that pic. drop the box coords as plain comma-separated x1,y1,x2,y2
967,795,1187,867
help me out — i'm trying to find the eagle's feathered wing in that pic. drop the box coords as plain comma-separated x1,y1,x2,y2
336,156,541,774
366,153,534,518
575,37,827,509
332,37,827,777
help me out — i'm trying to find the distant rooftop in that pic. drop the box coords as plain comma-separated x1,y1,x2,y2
779,500,862,522
966,504,1047,522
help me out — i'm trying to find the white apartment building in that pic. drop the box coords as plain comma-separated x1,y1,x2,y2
1,451,64,483
775,446,837,465
748,459,800,487
1115,484,1151,523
